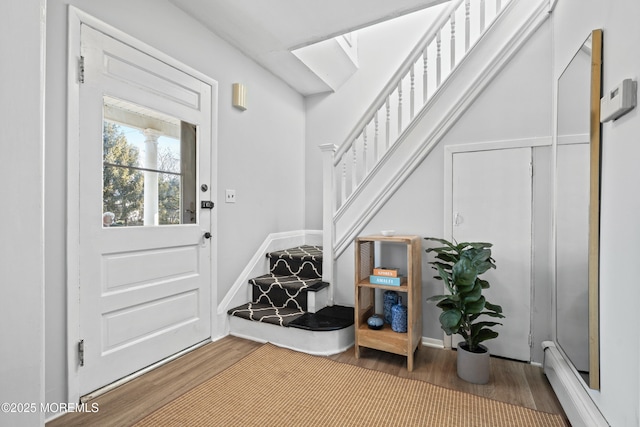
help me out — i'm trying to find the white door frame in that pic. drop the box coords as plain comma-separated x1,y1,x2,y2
442,136,551,349
66,7,218,404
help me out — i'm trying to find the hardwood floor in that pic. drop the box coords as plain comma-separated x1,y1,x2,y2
48,336,567,426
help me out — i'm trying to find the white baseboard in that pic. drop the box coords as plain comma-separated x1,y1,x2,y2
229,316,354,356
422,337,445,349
542,341,609,426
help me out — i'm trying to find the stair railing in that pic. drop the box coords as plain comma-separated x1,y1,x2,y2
321,0,511,298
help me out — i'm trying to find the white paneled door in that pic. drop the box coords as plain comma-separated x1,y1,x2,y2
450,147,532,361
78,25,213,395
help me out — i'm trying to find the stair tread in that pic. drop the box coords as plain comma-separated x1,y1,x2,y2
227,303,303,327
229,303,354,331
267,245,323,262
289,305,354,331
250,274,328,292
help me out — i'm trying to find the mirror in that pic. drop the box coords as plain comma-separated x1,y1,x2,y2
556,29,602,390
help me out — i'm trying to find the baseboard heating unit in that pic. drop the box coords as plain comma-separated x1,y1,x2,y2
542,341,609,426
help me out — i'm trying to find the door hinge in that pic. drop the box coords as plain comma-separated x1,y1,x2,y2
528,333,533,347
529,160,533,177
79,56,85,84
78,339,85,367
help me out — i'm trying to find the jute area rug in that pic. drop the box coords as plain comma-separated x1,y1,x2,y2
134,343,567,427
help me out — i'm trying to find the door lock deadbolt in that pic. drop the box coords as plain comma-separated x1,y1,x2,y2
201,184,208,192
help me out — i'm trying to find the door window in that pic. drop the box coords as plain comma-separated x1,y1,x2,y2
102,96,197,227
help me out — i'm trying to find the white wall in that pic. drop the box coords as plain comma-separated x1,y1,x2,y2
44,0,305,415
553,0,640,425
0,0,46,425
332,20,553,359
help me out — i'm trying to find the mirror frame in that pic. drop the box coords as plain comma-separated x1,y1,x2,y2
587,28,602,390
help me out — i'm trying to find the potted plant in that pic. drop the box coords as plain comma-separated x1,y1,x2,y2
424,237,504,384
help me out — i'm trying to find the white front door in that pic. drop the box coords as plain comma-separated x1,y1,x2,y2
450,147,532,361
78,25,214,395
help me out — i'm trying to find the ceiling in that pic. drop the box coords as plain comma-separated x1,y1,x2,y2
169,0,449,95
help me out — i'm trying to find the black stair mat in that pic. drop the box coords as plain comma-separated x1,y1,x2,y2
228,303,303,327
267,245,323,262
288,305,354,331
250,274,329,292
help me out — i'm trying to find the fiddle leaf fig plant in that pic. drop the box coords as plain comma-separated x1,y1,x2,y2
425,237,504,353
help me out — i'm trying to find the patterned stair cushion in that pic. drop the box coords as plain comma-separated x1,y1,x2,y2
227,302,303,327
249,274,329,311
267,245,322,278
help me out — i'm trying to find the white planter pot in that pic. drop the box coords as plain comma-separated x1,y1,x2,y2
457,343,490,384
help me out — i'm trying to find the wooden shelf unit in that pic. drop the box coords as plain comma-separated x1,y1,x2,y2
354,235,422,371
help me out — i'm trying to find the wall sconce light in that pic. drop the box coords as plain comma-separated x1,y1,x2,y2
232,83,247,111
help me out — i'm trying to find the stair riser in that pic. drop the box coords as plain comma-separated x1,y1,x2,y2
229,316,355,356
269,258,322,278
252,286,307,311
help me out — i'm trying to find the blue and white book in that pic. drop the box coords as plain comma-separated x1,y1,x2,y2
369,275,406,286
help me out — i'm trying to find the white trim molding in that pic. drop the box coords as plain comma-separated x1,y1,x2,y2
66,6,219,405
440,136,551,349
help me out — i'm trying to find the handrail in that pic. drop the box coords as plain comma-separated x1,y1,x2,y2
333,0,464,166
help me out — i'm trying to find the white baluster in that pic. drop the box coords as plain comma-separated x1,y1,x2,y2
422,48,428,104
465,0,471,53
385,97,391,150
497,0,502,12
436,31,442,87
352,142,357,192
362,127,368,174
410,66,415,120
397,80,403,135
450,11,456,69
480,0,486,33
341,157,347,205
374,112,379,162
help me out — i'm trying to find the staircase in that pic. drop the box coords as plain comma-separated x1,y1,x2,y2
227,245,354,354
226,0,552,355
321,0,552,280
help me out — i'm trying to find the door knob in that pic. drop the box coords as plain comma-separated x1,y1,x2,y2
203,232,212,239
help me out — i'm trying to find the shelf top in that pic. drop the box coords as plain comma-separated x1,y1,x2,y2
357,235,420,243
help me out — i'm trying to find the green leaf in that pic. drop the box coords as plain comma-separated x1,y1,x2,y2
461,281,483,303
469,311,505,322
465,296,486,314
470,321,502,336
477,278,490,289
435,264,453,293
471,328,499,347
467,242,493,250
434,253,458,264
436,299,459,311
440,309,462,335
452,257,478,287
424,237,457,251
471,248,492,262
430,261,454,271
475,260,496,275
484,301,503,314
426,294,449,302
